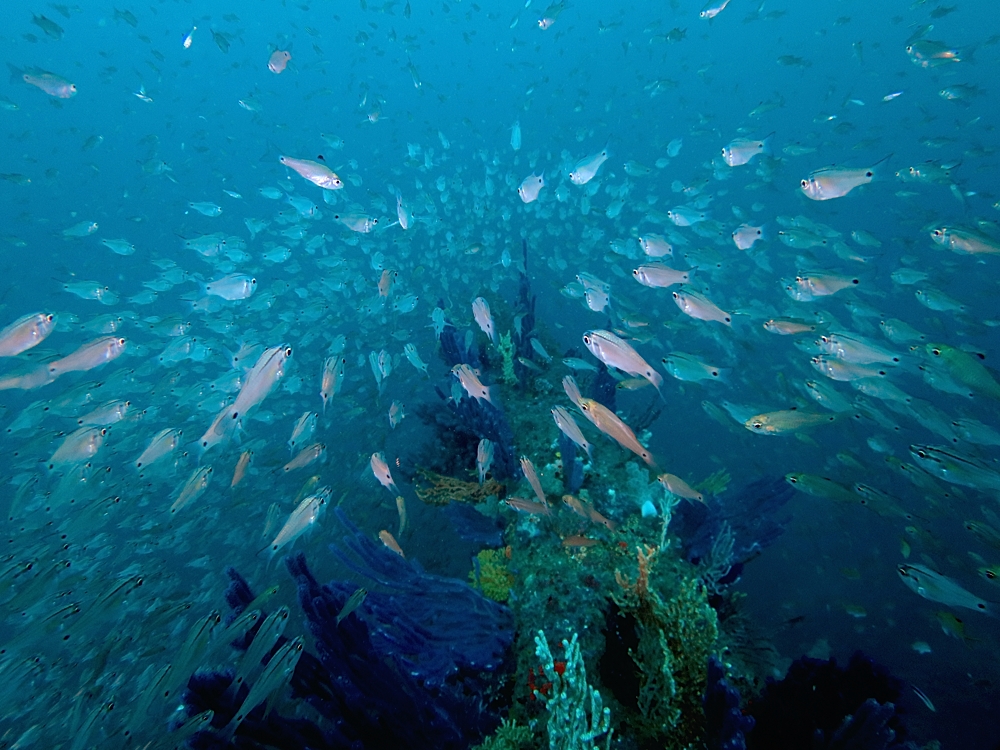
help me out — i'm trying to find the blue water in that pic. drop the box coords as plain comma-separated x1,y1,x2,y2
1,0,999,747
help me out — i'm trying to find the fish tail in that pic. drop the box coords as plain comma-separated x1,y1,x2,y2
762,131,776,156
7,63,23,84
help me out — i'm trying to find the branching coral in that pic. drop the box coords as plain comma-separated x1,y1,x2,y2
415,467,505,505
607,544,719,749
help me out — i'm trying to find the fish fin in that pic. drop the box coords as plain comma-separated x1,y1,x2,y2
761,131,775,156
7,64,24,84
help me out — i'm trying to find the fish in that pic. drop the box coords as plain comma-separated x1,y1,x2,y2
283,443,326,472
662,352,727,383
471,297,495,343
518,173,545,203
800,156,890,200
909,445,1000,492
203,274,256,301
268,50,291,74
19,68,77,98
699,0,731,20
930,227,1000,256
897,564,993,615
639,234,673,257
745,409,839,435
632,263,691,288
520,456,548,505
268,488,329,556
170,466,213,513
721,133,773,167
0,313,55,357
672,288,732,325
505,496,552,515
924,344,1000,400
48,336,127,378
577,397,656,467
551,406,593,460
231,449,253,488
763,319,816,335
320,356,346,412
477,438,494,484
452,364,492,404
569,145,610,185
658,473,704,502
732,224,766,250
370,452,399,495
379,530,405,557
279,156,343,190
48,427,106,470
582,330,662,393
337,588,368,626
134,428,182,470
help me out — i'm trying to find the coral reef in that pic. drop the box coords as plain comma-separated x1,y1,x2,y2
415,466,506,505
534,630,612,750
182,511,516,749
499,331,518,385
471,547,516,602
705,656,754,750
746,652,913,750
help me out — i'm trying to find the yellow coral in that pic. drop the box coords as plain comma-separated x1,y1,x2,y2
470,548,515,603
414,467,504,505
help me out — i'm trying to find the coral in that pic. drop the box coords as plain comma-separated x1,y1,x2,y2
471,717,535,750
415,466,506,505
671,477,794,576
705,656,754,750
534,630,613,750
183,511,516,749
605,545,719,748
471,547,516,603
437,384,521,481
746,652,912,750
499,331,518,385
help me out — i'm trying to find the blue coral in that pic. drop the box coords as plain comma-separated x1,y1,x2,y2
704,657,754,750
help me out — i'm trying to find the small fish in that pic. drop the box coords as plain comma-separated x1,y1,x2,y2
21,68,77,98
699,0,731,20
279,156,343,190
379,530,404,557
337,588,368,626
551,406,593,460
388,400,405,429
569,145,610,185
170,466,213,513
639,234,673,258
672,288,732,325
633,263,690,288
505,496,552,515
48,427,106,470
897,563,993,614
320,356,346,412
0,312,55,357
582,330,662,393
578,398,656,467
800,156,890,200
471,297,495,343
188,201,222,217
658,473,703,502
745,409,839,435
520,456,548,506
268,488,329,555
48,336,127,378
231,449,253,488
268,50,291,74
721,133,772,167
135,428,182,470
732,224,765,250
763,319,815,335
370,452,399,495
283,443,326,473
453,364,492,404
518,173,545,203
403,343,428,375
477,438,494,484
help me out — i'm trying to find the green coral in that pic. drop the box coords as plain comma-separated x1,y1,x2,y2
470,548,515,602
498,331,517,384
534,630,613,750
470,718,535,750
613,550,719,749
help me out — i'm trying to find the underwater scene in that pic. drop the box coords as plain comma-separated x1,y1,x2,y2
1,0,999,747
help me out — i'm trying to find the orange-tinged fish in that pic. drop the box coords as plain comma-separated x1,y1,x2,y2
505,496,552,515
657,473,704,502
577,397,656,467
231,449,253,488
370,451,399,495
48,336,127,378
520,456,548,505
745,409,839,435
582,329,662,393
764,319,816,335
562,494,616,530
471,297,495,343
0,313,55,357
672,288,732,325
379,530,405,557
562,534,600,548
283,443,326,472
377,269,397,297
267,50,291,74
279,156,343,190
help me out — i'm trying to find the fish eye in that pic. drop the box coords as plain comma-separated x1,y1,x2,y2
285,347,293,356
931,348,940,356
978,603,986,610
917,450,927,458
752,422,763,429
898,566,908,575
988,571,997,580
800,179,809,188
